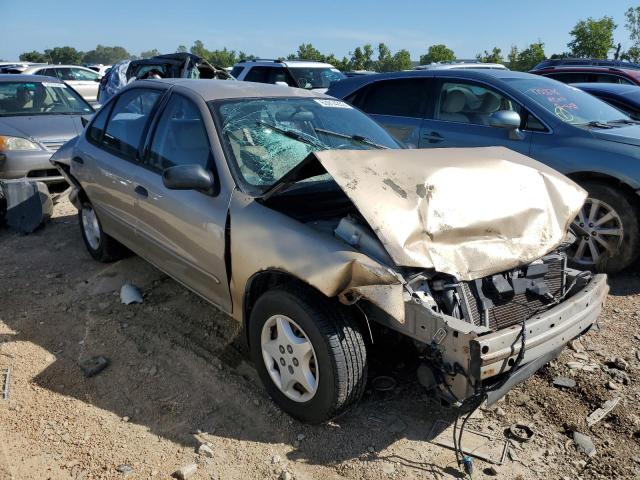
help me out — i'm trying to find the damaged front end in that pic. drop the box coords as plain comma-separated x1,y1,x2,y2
234,146,608,406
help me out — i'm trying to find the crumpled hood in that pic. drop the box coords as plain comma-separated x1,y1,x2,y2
589,124,640,147
314,147,587,281
0,115,83,143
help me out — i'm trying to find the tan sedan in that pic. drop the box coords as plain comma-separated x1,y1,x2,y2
51,79,607,424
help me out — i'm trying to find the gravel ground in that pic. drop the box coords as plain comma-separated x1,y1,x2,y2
0,196,639,480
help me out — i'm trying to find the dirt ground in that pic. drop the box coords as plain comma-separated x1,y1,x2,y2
1,196,639,480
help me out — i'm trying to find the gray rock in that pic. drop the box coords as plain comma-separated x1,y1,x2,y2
553,376,576,388
172,463,197,479
197,443,214,458
606,381,620,390
569,339,585,353
573,431,596,457
381,462,395,474
614,357,629,371
512,393,530,406
116,464,133,475
271,455,281,464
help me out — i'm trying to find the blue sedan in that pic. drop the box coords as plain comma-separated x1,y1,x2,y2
328,69,640,273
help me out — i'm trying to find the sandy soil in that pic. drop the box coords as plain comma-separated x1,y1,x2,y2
0,196,639,480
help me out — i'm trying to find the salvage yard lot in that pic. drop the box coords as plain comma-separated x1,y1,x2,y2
1,197,639,480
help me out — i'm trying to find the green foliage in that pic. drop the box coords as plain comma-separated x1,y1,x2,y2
188,40,254,67
19,50,48,62
139,49,161,59
507,42,546,71
288,43,324,61
568,16,616,58
624,7,640,61
349,44,375,71
476,47,504,64
82,45,131,64
176,45,188,53
419,44,456,65
43,46,83,64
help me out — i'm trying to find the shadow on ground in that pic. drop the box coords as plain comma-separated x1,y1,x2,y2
1,212,471,475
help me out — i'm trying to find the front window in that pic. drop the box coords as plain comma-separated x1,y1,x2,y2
506,78,632,126
288,67,345,89
436,81,519,125
211,97,399,194
0,81,93,116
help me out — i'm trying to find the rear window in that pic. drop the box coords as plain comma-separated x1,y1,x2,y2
355,79,429,118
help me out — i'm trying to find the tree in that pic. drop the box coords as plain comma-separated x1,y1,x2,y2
349,44,375,71
44,46,83,64
392,49,412,71
624,7,640,61
567,16,616,58
82,45,130,64
139,49,161,59
19,50,48,62
507,42,545,71
176,45,188,53
419,44,455,65
476,47,503,64
288,43,324,61
375,43,395,71
190,40,209,59
208,48,239,67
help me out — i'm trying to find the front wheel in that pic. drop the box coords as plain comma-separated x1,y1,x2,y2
249,287,367,424
568,182,639,273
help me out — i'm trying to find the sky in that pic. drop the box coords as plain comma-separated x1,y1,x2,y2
1,0,637,61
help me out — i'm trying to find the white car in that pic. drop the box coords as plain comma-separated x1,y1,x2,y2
21,65,101,103
415,60,508,71
83,64,112,77
230,59,345,93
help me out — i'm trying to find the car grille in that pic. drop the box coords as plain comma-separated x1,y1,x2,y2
40,140,66,152
458,254,566,330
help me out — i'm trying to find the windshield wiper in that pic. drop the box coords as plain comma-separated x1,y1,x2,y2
255,120,326,148
578,121,615,129
313,127,390,149
607,118,640,125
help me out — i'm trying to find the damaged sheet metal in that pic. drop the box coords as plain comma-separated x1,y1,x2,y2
228,192,404,321
314,147,587,281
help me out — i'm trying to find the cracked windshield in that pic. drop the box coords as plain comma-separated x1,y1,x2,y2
212,97,399,193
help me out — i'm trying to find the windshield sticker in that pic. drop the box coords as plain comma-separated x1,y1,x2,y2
42,82,66,88
313,99,352,109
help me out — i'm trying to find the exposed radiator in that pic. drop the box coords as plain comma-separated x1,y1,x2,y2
458,254,566,330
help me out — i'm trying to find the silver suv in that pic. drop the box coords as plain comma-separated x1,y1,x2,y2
230,59,345,93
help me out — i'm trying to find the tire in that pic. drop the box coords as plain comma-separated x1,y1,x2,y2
568,181,640,274
79,200,127,262
249,286,367,424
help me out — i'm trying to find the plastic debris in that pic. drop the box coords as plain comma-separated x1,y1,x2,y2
586,397,621,427
120,283,143,305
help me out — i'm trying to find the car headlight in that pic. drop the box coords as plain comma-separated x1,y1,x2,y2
0,135,40,151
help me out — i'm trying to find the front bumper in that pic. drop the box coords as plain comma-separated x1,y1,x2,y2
0,150,65,183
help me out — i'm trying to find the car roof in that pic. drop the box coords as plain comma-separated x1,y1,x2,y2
326,68,538,97
22,64,96,71
234,59,336,69
0,73,63,83
139,78,327,100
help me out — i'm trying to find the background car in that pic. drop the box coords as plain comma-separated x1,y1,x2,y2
415,60,508,70
328,69,640,273
572,82,640,120
230,59,345,92
0,74,93,183
20,64,101,103
97,53,232,105
83,63,112,76
530,58,640,86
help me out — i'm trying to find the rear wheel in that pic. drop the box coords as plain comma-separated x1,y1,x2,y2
249,287,367,424
79,200,127,262
568,182,639,273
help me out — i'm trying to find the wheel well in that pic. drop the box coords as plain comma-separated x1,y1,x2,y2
567,171,640,212
242,270,368,347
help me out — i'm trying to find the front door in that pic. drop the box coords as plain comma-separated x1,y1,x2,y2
419,79,532,155
134,92,232,311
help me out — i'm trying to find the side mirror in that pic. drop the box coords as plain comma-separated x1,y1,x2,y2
489,110,525,140
162,164,216,194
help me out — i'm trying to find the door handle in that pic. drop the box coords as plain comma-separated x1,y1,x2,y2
134,185,148,198
71,156,84,165
422,132,444,143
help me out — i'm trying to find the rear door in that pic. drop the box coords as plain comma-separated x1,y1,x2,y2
75,87,164,247
419,78,532,154
134,91,232,311
352,77,433,147
58,68,100,102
